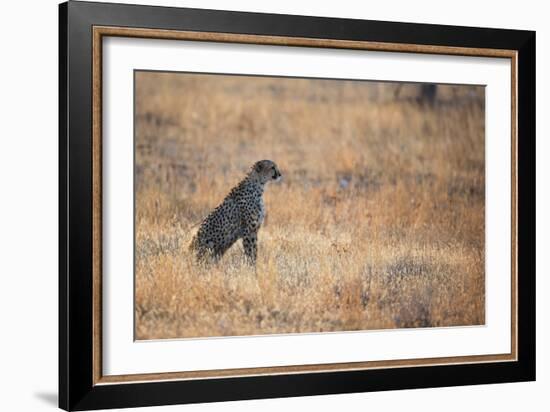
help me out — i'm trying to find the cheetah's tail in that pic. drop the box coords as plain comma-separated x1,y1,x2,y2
189,235,198,252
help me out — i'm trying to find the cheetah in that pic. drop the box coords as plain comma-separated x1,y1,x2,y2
190,160,282,264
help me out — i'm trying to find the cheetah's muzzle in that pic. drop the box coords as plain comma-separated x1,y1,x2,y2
190,160,282,265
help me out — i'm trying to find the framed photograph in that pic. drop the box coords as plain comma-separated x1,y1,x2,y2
59,1,535,410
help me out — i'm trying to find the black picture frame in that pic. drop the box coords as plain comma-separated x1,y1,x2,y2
59,1,535,410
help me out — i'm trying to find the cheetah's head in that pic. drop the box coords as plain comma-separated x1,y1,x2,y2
251,160,282,184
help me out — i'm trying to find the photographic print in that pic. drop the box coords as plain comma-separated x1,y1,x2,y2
134,71,485,340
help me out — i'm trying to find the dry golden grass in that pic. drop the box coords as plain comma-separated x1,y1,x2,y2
134,72,485,340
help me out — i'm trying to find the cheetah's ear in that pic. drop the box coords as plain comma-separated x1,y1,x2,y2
253,162,264,173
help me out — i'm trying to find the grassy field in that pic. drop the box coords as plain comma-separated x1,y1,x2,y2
134,71,485,340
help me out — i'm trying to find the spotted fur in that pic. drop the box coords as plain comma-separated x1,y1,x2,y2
190,160,282,264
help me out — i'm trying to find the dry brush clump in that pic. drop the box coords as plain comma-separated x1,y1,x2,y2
134,72,485,340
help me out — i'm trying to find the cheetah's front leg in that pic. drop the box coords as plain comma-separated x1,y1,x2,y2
242,228,258,265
